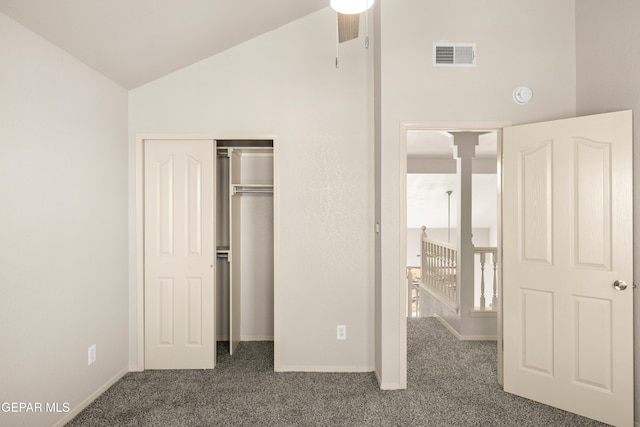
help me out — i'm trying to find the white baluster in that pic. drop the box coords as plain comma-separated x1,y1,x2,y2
437,244,442,294
450,248,456,302
492,252,498,310
479,252,486,310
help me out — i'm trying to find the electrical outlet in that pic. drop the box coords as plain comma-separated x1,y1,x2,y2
88,344,96,366
337,325,346,340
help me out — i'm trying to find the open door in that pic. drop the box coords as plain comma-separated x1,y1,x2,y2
144,139,216,369
502,111,633,426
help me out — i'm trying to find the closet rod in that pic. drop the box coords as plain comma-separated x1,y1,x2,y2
233,189,273,195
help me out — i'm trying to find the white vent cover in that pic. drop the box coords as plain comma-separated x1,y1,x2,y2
433,43,476,67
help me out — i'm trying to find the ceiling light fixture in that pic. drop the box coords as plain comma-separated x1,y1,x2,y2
330,0,375,15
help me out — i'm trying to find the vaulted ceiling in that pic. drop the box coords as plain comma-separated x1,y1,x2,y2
0,0,328,89
0,1,499,233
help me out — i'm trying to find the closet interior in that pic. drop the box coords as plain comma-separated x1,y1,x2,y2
215,139,274,355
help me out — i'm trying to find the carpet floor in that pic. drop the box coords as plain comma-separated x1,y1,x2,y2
66,317,608,426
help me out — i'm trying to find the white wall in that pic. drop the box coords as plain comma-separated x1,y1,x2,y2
0,12,129,427
575,1,640,422
379,0,577,387
129,8,375,371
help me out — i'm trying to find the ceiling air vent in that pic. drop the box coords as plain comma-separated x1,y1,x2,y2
433,43,476,67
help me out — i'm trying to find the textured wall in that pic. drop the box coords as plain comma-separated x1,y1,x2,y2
129,7,375,371
0,12,129,427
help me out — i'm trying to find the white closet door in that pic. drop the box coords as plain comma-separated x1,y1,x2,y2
144,139,215,369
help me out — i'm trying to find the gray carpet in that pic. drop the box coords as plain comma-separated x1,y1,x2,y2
66,318,608,426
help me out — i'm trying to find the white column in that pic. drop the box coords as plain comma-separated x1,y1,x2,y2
452,132,478,313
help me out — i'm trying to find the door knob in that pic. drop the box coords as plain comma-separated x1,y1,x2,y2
613,280,628,291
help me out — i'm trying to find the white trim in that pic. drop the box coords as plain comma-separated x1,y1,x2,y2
135,135,144,370
241,336,275,341
217,336,275,341
398,124,408,389
277,365,374,373
399,121,509,379
496,129,504,386
375,369,403,390
135,133,279,371
401,121,511,132
53,368,128,427
374,369,382,387
421,284,459,313
273,137,280,372
434,314,497,341
379,382,403,390
469,309,497,318
128,363,142,373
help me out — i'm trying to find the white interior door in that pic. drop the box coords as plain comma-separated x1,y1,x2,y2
503,111,633,426
144,139,216,369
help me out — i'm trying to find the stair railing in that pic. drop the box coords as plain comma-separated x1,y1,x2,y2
421,228,458,311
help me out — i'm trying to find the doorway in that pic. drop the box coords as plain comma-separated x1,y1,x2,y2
400,112,634,426
134,134,279,371
406,131,499,321
399,121,510,383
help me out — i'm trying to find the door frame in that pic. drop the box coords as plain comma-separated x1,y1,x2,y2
134,133,279,371
400,121,510,384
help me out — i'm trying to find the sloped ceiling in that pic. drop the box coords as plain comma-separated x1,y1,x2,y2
0,0,328,89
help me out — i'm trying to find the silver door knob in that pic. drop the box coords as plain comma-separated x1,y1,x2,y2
613,280,628,291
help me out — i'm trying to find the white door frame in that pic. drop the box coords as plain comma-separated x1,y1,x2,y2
400,121,510,384
134,133,279,371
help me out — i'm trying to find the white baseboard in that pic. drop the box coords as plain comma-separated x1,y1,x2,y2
374,369,382,386
374,368,404,390
240,335,274,341
277,365,373,373
53,367,128,427
378,381,403,390
435,314,497,341
469,309,497,318
216,336,274,341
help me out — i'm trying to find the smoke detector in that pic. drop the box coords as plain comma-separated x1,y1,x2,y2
513,86,533,104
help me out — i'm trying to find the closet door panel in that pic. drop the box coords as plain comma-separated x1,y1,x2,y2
230,193,242,354
144,139,215,369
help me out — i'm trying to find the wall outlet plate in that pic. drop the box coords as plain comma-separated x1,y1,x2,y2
337,325,347,340
88,344,96,365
